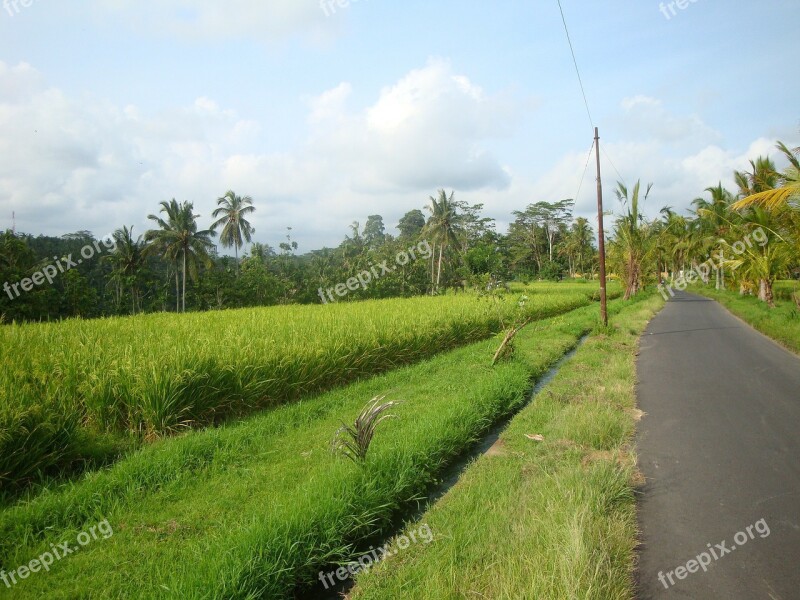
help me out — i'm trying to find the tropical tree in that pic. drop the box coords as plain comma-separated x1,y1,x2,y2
721,206,792,306
398,209,426,239
424,190,464,291
733,142,800,211
509,200,573,277
692,184,735,289
363,215,386,248
211,190,256,275
145,199,216,313
734,156,780,200
562,217,594,277
105,225,145,313
609,180,656,300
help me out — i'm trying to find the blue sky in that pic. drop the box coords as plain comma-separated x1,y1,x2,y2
1,0,798,250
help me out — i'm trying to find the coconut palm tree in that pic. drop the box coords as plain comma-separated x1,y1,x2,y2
562,217,593,277
145,199,216,313
721,207,792,307
610,180,655,300
211,190,256,275
732,142,800,211
105,226,145,313
693,184,735,289
733,156,780,200
424,190,464,291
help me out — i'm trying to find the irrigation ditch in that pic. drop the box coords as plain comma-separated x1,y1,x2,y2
304,335,589,599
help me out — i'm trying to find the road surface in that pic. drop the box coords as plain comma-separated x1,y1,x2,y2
636,290,800,599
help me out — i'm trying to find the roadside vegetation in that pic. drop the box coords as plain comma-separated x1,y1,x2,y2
348,294,663,599
557,138,799,308
0,299,627,599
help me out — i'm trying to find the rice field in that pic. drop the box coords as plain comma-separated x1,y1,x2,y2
0,283,614,494
0,296,623,599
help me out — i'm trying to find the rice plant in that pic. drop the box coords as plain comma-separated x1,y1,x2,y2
0,283,614,491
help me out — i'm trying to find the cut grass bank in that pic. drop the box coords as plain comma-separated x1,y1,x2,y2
1,299,624,599
690,286,800,353
348,294,664,600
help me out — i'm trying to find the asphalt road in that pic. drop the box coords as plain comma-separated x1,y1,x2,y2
636,290,800,599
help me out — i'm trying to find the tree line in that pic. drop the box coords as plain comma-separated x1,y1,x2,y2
608,140,800,306
1,138,798,322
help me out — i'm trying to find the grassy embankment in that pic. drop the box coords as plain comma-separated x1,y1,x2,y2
349,293,664,600
0,297,629,599
1,283,613,495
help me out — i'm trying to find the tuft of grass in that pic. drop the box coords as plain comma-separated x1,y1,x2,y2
348,294,664,600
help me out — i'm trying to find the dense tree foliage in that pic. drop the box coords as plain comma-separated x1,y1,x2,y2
3,141,799,324
611,139,800,307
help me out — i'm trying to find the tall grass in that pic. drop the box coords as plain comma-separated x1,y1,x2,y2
0,284,613,494
349,294,663,600
0,299,617,599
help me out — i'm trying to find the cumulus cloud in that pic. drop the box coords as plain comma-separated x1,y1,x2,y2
618,95,721,145
307,59,514,194
0,59,517,247
0,57,793,250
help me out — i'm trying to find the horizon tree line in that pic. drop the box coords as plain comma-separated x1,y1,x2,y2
1,138,798,322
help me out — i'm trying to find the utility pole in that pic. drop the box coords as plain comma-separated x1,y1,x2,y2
595,127,608,327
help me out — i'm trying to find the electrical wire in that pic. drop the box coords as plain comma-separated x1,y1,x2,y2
601,146,627,187
556,0,594,133
574,140,596,204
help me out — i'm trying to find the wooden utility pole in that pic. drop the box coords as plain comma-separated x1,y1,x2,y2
594,127,608,327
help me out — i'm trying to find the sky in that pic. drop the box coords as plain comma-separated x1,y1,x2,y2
0,0,798,252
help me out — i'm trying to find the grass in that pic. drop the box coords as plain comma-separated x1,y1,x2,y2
690,285,800,353
0,299,624,599
348,293,664,600
774,279,800,302
0,283,617,495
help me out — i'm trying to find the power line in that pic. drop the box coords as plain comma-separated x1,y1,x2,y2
556,0,594,132
601,146,627,187
574,139,595,204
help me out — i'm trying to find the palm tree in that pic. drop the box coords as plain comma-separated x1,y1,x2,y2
211,190,256,275
562,217,593,277
424,190,463,291
732,142,800,211
145,199,216,313
105,226,145,313
722,207,792,307
692,184,735,289
610,180,655,300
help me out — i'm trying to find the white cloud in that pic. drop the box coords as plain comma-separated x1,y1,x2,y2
310,59,514,194
0,60,794,251
0,59,517,248
618,94,721,145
